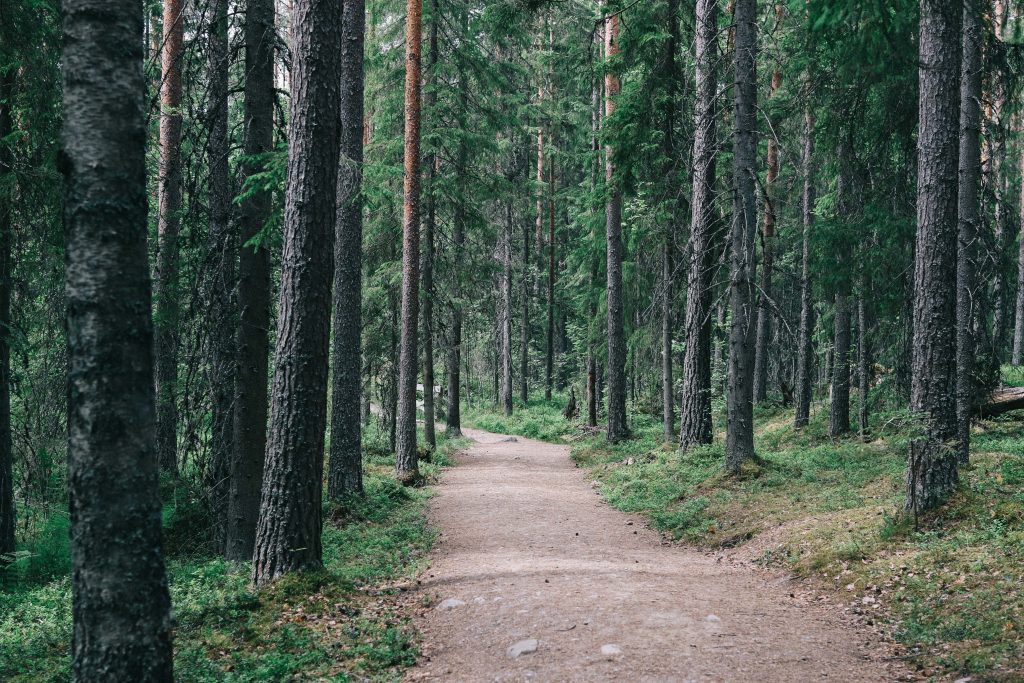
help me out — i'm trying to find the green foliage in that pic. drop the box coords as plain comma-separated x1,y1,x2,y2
0,454,440,682
463,394,575,442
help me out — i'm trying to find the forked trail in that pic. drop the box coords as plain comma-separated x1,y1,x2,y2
407,428,912,683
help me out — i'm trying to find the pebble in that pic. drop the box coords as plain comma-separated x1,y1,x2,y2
436,598,466,611
507,639,539,659
600,644,623,658
704,614,721,623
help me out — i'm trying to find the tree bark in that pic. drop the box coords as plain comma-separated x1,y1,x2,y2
907,0,961,514
0,70,14,562
421,0,439,446
725,0,758,472
446,15,468,438
154,0,184,474
794,103,815,429
62,0,174,673
678,0,717,451
251,0,343,584
856,282,871,439
228,0,274,562
206,0,234,553
328,0,366,497
829,292,851,437
660,0,679,442
1012,144,1024,366
956,0,982,464
604,8,628,442
753,8,783,404
500,170,515,416
546,149,555,402
395,0,424,484
520,181,530,404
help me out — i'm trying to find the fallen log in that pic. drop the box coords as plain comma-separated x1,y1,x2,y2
978,386,1024,418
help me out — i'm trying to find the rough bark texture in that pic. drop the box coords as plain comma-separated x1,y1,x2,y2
0,70,14,560
421,0,439,446
446,24,468,439
857,284,871,438
155,0,184,474
251,0,343,584
500,181,515,416
61,0,174,673
725,0,758,472
206,0,234,553
678,0,717,451
604,10,628,443
1012,154,1024,366
546,151,555,402
794,104,815,429
956,0,982,463
753,26,782,405
907,0,961,514
660,0,679,443
227,0,274,562
328,0,366,497
829,292,851,437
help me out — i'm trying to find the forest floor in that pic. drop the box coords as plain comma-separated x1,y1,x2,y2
405,426,914,682
461,396,1024,682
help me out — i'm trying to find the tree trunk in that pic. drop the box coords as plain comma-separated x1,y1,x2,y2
228,0,274,562
604,9,628,442
829,292,851,437
447,17,468,438
206,0,234,553
395,0,424,485
857,284,871,438
725,0,758,472
956,0,982,464
1012,145,1024,366
678,0,717,451
794,103,815,429
420,0,439,447
753,11,783,405
907,0,961,515
0,72,16,560
500,190,515,416
328,0,366,497
154,0,184,474
546,151,555,402
660,0,679,442
520,191,530,404
251,0,343,584
62,2,174,674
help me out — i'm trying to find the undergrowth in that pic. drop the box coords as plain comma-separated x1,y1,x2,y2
468,393,1024,681
0,426,463,682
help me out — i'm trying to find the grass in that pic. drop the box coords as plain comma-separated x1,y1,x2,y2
0,426,466,682
467,393,1024,681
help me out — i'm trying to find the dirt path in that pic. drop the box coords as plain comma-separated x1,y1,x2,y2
407,428,911,682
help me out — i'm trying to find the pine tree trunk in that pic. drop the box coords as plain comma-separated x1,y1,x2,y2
1012,146,1024,366
251,0,343,584
794,103,815,429
446,39,468,439
857,285,871,439
227,0,275,562
956,0,982,463
500,192,515,416
0,71,16,560
206,0,234,552
907,0,961,514
62,2,174,673
725,0,758,472
155,0,184,474
520,165,530,404
678,0,717,451
660,0,679,442
604,10,628,442
829,291,851,437
328,0,366,497
395,0,424,485
546,152,555,402
420,0,439,447
753,22,782,405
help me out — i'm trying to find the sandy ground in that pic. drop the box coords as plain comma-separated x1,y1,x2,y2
406,427,913,683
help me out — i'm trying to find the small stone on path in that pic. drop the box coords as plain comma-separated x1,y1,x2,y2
507,638,539,659
436,598,466,611
600,644,623,658
704,614,720,623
